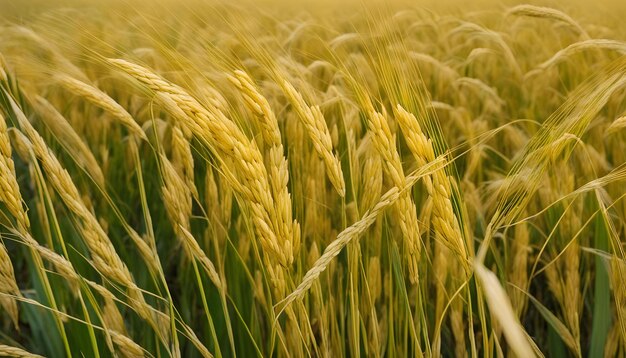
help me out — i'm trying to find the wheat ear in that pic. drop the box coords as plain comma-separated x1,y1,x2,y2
229,70,300,261
0,345,44,358
108,59,291,268
0,114,23,326
30,95,105,187
54,74,146,140
507,4,590,39
281,79,345,197
365,107,421,283
395,104,469,267
6,95,160,331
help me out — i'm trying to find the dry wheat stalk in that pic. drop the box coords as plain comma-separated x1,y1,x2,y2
474,263,536,358
108,59,292,268
280,79,345,197
365,107,421,283
54,74,146,140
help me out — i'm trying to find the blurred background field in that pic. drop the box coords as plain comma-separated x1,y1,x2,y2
0,0,625,357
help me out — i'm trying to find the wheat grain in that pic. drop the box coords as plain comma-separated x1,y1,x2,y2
109,330,145,358
160,153,192,236
534,39,626,72
0,52,8,82
0,114,23,326
0,114,30,230
607,115,626,135
179,226,222,290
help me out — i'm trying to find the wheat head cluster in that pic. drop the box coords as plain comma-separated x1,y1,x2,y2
0,0,625,357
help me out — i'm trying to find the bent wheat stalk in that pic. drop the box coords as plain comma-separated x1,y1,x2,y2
278,156,445,312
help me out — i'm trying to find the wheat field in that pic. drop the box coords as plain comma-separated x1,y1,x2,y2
0,0,625,357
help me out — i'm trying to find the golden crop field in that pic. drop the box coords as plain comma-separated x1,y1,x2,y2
0,0,625,356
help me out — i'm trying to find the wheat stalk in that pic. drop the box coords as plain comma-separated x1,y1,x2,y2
474,262,536,358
